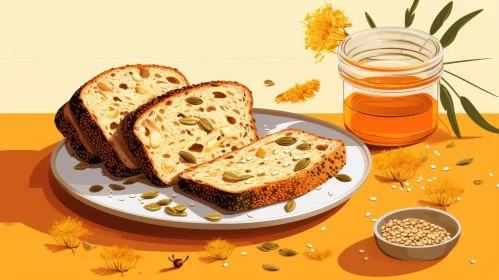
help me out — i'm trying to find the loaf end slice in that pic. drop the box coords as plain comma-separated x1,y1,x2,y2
69,64,189,177
121,81,258,186
54,102,101,164
178,129,346,211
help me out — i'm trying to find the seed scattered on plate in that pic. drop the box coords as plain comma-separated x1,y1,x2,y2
307,244,313,248
407,188,412,192
189,203,196,207
223,262,229,268
372,218,377,222
430,165,436,169
328,190,334,196
392,185,397,189
470,259,476,264
247,214,253,218
443,167,450,171
138,198,143,201
129,194,136,198
140,201,144,204
489,173,494,177
365,212,372,217
369,197,377,201
263,124,267,127
108,195,113,198
119,197,125,201
264,128,270,131
316,186,322,190
364,257,369,261
359,249,365,253
404,182,409,186
241,252,247,256
172,194,177,198
321,226,326,231
271,171,279,176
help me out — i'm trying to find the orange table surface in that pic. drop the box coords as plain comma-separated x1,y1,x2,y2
1,113,499,280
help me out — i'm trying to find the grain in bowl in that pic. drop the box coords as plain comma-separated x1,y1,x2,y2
380,218,451,247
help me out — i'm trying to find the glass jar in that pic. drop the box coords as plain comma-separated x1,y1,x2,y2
338,27,443,146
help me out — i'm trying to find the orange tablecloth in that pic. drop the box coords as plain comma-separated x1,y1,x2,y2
1,113,499,279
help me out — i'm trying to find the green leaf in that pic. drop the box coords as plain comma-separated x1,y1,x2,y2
409,0,419,15
365,12,376,28
460,96,499,133
440,9,483,48
440,84,462,138
430,2,453,35
444,58,490,65
444,70,498,97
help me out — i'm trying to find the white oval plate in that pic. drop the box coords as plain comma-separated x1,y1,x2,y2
51,108,371,230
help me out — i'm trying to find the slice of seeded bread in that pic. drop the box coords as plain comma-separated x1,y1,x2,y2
69,64,189,177
120,81,258,186
178,129,346,211
54,102,101,164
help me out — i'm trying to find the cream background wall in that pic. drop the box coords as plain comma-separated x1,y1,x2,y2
0,0,497,113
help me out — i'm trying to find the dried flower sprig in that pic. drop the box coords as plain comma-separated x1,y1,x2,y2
49,216,91,255
365,1,499,138
204,238,236,260
100,245,142,277
424,178,464,210
303,3,352,62
373,148,423,187
275,79,320,104
303,249,332,261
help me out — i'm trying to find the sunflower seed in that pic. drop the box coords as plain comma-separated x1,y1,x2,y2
199,118,213,133
293,158,310,172
89,185,104,192
185,96,203,105
179,151,197,164
83,241,92,250
420,154,428,163
74,162,89,170
264,79,275,87
164,207,187,217
141,190,160,199
173,204,188,212
123,177,138,185
179,118,198,125
261,242,279,250
474,180,484,185
296,143,311,150
335,174,352,182
144,203,161,211
109,184,125,191
456,158,474,166
223,171,253,182
205,213,222,222
447,141,455,148
257,245,270,252
275,137,297,146
285,200,296,213
156,198,172,206
278,248,297,256
262,264,279,271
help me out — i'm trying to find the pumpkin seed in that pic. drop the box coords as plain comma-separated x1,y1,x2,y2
205,213,222,222
156,198,172,206
456,158,474,166
74,162,89,170
141,190,160,199
293,158,310,172
179,151,197,164
199,118,213,133
123,177,138,185
109,184,125,191
256,245,270,252
446,141,455,148
420,153,428,163
144,203,161,211
262,264,280,271
285,200,296,213
275,137,297,146
185,96,203,105
335,174,352,182
261,242,279,250
165,207,187,217
83,241,93,250
278,248,297,256
179,118,198,125
474,180,484,185
264,79,275,87
173,204,188,212
89,185,104,193
296,143,311,150
223,171,253,182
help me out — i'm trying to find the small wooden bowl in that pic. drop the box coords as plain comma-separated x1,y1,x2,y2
374,207,461,261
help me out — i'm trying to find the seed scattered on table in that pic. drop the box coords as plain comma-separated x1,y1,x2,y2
436,153,441,156
419,176,423,180
421,186,425,190
496,184,499,188
407,188,412,192
470,259,476,264
400,187,403,191
307,244,313,248
443,167,450,171
380,218,452,246
457,197,461,201
358,249,365,253
223,262,229,268
404,182,409,186
430,165,436,169
370,197,377,201
372,218,377,222
392,185,397,189
365,212,372,217
426,145,430,149
428,179,433,182
489,173,494,177
321,226,326,231
364,257,369,261
433,177,438,180
241,252,247,256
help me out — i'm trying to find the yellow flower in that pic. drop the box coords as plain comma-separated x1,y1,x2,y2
275,79,320,104
100,245,142,277
303,249,332,261
373,148,423,186
204,238,236,260
424,178,464,210
304,3,352,62
49,216,91,254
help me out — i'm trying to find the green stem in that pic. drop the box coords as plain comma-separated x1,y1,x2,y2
441,77,460,98
444,58,490,65
444,70,498,97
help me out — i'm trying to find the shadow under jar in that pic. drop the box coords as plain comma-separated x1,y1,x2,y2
338,27,443,146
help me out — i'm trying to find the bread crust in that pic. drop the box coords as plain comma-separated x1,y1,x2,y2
69,64,189,177
54,102,101,164
120,81,258,186
177,129,346,211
